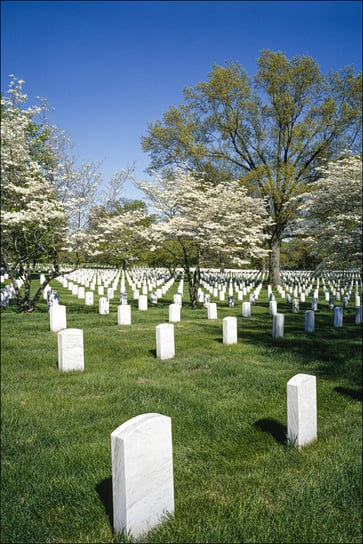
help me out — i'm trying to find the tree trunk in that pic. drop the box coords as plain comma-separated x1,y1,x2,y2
268,236,281,286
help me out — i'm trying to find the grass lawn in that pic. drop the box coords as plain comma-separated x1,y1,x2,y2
1,274,362,543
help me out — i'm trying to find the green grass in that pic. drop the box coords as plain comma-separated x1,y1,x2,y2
1,276,362,543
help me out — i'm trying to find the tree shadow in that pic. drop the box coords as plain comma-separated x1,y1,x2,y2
334,386,362,401
254,418,287,445
96,476,113,529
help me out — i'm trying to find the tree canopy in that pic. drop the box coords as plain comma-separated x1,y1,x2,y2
142,50,362,285
293,154,362,271
137,169,271,306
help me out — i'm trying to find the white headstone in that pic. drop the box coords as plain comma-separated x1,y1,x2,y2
111,413,174,539
272,313,284,338
99,297,109,315
242,301,251,317
355,306,363,325
118,304,131,325
269,300,277,315
168,304,180,323
156,324,175,360
138,295,148,311
333,306,343,327
98,285,104,295
304,310,315,333
223,316,237,345
85,291,94,305
49,304,67,332
57,328,84,372
77,286,85,299
287,373,317,448
207,302,218,319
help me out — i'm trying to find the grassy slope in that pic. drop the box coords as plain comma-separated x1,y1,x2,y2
1,276,362,543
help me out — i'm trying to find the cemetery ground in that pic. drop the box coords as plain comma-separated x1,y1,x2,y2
1,274,362,544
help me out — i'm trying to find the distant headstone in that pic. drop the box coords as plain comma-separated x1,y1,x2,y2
120,292,128,305
57,328,84,372
111,413,174,539
99,297,109,315
207,302,217,319
118,304,131,325
85,291,94,305
50,304,67,332
269,300,277,315
355,306,363,325
304,310,315,333
173,293,182,306
287,373,317,448
272,313,284,338
203,294,211,307
168,304,180,323
223,316,237,345
156,324,175,360
138,295,148,311
77,286,85,299
242,301,251,317
333,306,343,327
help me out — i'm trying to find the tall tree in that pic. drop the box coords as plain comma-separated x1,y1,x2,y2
137,169,271,307
142,51,362,285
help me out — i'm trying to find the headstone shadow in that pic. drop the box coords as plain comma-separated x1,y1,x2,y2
334,386,362,401
254,418,287,445
96,476,113,529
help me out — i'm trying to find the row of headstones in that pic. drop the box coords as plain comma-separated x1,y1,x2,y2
0,277,24,306
110,373,316,538
53,272,180,309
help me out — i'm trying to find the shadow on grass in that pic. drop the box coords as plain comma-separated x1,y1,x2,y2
254,418,287,445
334,386,362,401
96,476,113,529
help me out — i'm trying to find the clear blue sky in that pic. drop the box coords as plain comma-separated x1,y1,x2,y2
1,0,362,200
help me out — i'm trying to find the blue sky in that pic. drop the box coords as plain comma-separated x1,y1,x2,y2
1,0,362,200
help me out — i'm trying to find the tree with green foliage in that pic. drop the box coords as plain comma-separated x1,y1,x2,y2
142,50,362,285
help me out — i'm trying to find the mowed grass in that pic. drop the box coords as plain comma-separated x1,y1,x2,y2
1,276,362,543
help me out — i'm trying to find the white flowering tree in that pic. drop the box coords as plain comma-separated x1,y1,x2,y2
84,200,153,268
138,170,271,307
293,154,362,271
1,77,130,311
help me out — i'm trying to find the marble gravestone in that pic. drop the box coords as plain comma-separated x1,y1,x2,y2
57,328,84,372
138,295,148,311
304,310,315,333
333,306,343,327
207,302,218,320
272,313,284,338
168,304,180,323
99,297,109,315
111,413,174,539
242,301,251,317
156,324,175,360
287,373,317,448
49,304,67,332
118,304,131,325
223,316,237,345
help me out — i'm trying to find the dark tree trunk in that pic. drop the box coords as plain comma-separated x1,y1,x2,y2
268,235,282,287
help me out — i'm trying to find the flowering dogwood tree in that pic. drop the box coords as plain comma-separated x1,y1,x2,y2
1,77,130,311
293,154,362,270
138,170,271,307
